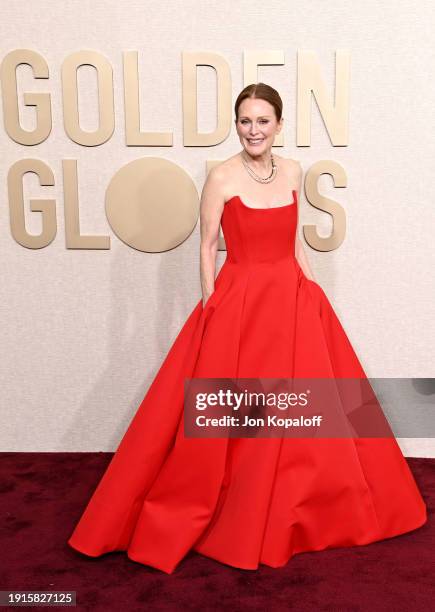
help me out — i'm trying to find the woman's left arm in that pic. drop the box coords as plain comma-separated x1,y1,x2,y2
293,161,316,282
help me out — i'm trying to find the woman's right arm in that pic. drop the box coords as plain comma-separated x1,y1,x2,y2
199,166,226,308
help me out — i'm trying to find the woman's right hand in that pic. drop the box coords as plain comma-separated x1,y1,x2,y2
202,292,214,309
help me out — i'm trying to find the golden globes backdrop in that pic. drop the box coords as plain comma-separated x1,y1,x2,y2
0,1,433,455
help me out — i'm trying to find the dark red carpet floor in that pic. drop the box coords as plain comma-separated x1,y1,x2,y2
0,452,433,611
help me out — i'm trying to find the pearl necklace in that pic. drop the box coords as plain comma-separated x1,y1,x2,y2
241,151,277,183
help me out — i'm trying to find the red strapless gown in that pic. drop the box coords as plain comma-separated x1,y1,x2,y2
68,189,427,573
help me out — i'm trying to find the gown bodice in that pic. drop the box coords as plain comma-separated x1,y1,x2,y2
221,190,298,265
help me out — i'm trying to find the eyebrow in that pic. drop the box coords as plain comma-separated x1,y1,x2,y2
239,115,272,119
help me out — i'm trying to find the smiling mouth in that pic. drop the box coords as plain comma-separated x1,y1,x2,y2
247,138,264,145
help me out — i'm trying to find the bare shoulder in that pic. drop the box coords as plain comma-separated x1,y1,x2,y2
201,155,239,205
274,154,302,177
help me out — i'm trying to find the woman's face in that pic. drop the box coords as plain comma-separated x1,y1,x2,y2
235,97,283,156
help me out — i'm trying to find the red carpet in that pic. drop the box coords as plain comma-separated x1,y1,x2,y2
1,452,433,611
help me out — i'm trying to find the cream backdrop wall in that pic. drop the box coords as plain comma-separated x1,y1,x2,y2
1,0,434,455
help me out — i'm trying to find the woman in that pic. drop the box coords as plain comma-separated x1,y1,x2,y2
68,83,427,574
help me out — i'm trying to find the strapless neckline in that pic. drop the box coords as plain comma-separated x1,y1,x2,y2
226,189,297,211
